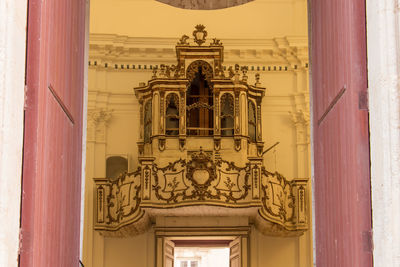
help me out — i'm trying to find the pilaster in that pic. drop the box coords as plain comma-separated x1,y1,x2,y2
289,106,311,267
83,108,113,267
290,110,310,179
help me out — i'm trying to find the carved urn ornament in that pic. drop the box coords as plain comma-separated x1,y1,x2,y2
93,26,309,237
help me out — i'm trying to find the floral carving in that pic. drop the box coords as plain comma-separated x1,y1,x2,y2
151,149,251,203
186,60,213,83
95,156,306,234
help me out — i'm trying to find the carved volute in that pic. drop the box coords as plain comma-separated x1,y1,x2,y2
94,26,309,237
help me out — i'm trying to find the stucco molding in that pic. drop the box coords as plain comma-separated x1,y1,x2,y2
89,34,308,68
87,109,113,143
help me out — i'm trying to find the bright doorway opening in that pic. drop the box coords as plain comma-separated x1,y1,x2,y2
174,247,229,267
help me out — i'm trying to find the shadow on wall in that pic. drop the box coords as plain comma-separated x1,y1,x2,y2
156,0,254,10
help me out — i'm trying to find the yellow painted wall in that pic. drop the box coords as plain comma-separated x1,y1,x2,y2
104,232,155,267
251,231,299,267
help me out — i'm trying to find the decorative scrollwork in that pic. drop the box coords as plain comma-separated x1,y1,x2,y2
193,24,207,46
152,159,187,203
184,148,218,201
210,38,222,46
152,66,158,79
214,59,225,78
177,34,190,45
186,101,213,111
260,167,295,223
106,167,142,224
214,159,251,203
186,60,213,84
151,149,251,203
158,64,180,79
95,156,308,235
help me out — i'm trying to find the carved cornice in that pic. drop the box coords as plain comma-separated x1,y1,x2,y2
89,34,308,68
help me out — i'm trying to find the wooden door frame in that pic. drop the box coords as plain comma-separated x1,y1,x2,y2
308,0,373,266
155,226,250,267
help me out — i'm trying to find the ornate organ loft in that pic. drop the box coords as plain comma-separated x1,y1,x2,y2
94,25,309,237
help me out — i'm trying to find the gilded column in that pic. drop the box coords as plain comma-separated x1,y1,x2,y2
153,92,160,136
214,89,220,135
234,90,241,135
214,89,221,151
233,89,242,151
159,91,165,135
179,91,186,151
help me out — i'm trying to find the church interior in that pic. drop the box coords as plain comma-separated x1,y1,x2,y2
82,0,311,266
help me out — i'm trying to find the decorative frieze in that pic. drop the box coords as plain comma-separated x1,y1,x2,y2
89,34,308,71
